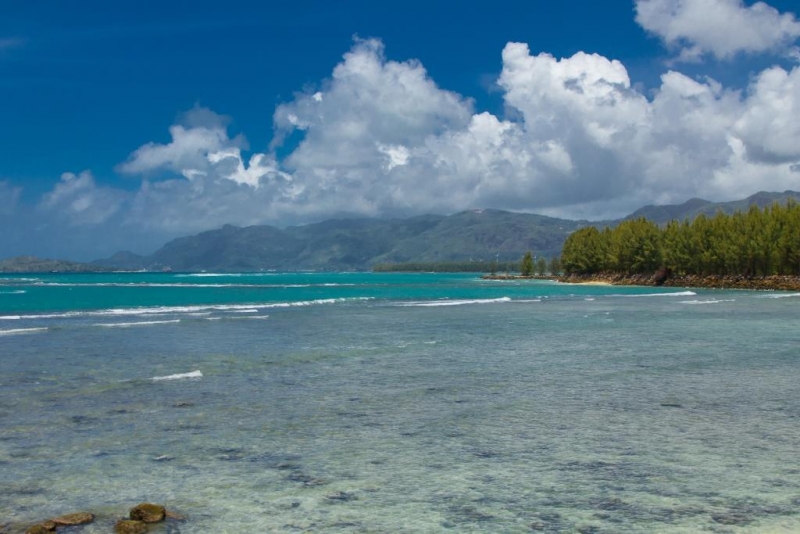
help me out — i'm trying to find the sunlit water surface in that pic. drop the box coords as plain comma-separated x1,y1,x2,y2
1,273,799,532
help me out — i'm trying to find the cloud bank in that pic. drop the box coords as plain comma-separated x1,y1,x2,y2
8,1,800,259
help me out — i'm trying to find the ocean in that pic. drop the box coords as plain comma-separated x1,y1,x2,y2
1,272,799,533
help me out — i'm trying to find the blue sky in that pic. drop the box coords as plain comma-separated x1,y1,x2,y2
1,0,800,260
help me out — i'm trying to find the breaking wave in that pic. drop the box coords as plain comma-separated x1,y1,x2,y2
31,282,360,289
679,299,736,305
0,327,48,336
396,297,512,307
0,297,373,321
175,273,275,277
614,291,697,298
151,370,203,381
94,319,182,328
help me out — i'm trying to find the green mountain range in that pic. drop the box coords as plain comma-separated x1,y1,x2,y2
3,190,798,273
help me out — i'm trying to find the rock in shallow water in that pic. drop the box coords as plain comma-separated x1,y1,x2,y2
114,519,148,534
52,512,94,526
24,525,54,534
129,503,166,523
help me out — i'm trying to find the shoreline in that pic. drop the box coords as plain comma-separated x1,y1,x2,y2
482,273,800,291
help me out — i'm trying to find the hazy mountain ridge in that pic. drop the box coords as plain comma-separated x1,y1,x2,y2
626,190,800,224
3,191,798,272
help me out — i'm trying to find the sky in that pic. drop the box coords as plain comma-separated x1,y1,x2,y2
1,0,800,260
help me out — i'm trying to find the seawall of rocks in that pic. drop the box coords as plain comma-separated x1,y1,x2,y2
556,272,800,291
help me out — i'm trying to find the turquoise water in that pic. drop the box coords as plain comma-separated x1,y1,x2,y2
1,273,799,532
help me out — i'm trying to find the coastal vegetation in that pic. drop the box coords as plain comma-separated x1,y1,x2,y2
520,251,534,276
561,201,800,277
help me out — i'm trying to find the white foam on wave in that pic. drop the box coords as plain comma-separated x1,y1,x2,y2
761,292,800,299
0,315,21,320
151,370,202,381
0,297,373,321
679,299,736,305
94,319,181,328
31,281,362,289
0,290,26,294
615,291,697,298
396,297,512,307
35,282,265,288
232,314,270,320
0,327,48,336
176,273,276,277
176,273,243,277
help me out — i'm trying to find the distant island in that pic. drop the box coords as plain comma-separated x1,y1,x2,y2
0,256,110,274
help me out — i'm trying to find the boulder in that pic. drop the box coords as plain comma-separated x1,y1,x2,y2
114,519,148,534
24,525,54,534
129,503,166,523
653,267,671,286
51,512,94,526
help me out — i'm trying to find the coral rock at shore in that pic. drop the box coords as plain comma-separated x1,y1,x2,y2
558,272,800,291
51,512,94,526
114,519,149,534
129,503,166,523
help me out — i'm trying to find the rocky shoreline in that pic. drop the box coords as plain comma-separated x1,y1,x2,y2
557,273,800,291
1,503,184,534
482,272,800,291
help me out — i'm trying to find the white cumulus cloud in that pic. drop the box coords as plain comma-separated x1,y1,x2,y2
23,34,800,258
39,171,126,226
111,38,800,225
734,65,800,163
635,0,800,61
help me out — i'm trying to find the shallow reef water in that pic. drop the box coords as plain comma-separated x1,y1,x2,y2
1,273,799,532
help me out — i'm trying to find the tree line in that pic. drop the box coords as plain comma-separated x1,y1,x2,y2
560,201,800,276
519,251,559,276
